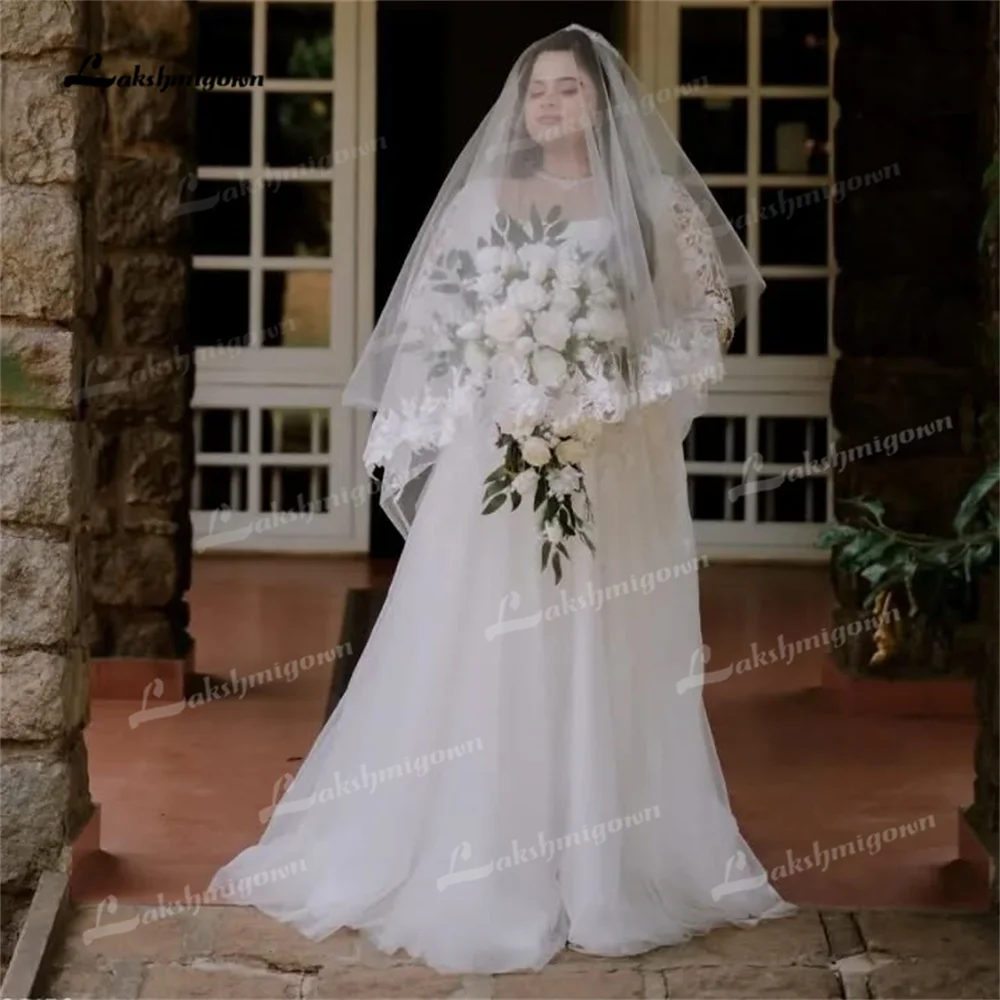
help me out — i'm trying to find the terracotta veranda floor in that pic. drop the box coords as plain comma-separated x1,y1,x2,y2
74,559,986,911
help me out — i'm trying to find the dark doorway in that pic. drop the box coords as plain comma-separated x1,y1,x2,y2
369,0,622,559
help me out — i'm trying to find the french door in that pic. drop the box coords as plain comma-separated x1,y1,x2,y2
190,0,375,552
630,0,835,561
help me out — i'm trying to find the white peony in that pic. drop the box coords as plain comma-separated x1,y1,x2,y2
543,521,564,543
474,246,502,272
474,271,504,298
555,438,589,465
511,469,539,496
483,304,525,344
521,436,552,467
533,310,572,351
463,341,490,376
507,278,549,313
456,320,482,341
532,348,568,388
551,284,581,313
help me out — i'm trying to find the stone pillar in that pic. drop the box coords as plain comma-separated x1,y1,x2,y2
88,0,194,667
830,0,994,677
0,0,98,964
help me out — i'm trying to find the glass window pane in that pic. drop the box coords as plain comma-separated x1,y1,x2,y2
261,466,330,513
760,278,827,356
198,408,249,454
680,99,747,174
759,417,829,464
762,7,830,87
689,475,746,521
197,466,248,512
264,183,332,257
266,93,333,167
681,7,747,85
191,270,249,348
196,92,251,167
710,186,748,237
761,100,829,176
266,2,334,79
192,180,251,255
262,408,328,454
196,2,253,79
262,271,331,346
683,417,747,463
756,476,828,524
759,187,828,266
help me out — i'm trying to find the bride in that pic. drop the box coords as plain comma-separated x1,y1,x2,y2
209,24,795,973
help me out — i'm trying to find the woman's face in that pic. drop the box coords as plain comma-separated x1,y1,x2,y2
523,49,599,147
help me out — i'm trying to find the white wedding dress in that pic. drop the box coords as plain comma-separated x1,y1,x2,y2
208,214,796,974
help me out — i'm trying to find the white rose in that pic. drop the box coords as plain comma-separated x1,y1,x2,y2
456,320,482,341
474,271,504,298
532,348,568,388
587,284,616,308
507,278,549,313
585,265,610,289
474,246,502,272
518,244,556,278
551,284,580,313
511,469,538,496
463,341,490,375
521,436,552,467
500,247,520,274
513,335,535,359
543,521,564,543
555,438,589,464
483,304,525,344
555,258,582,289
533,310,572,351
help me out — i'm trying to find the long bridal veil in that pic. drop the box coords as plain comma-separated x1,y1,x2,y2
343,23,763,537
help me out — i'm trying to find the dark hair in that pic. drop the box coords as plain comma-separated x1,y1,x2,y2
507,29,609,178
506,28,656,272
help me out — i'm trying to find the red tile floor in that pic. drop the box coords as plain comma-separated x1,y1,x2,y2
74,559,988,911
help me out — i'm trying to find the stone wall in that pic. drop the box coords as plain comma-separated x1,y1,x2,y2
0,0,99,967
830,0,995,678
87,0,194,660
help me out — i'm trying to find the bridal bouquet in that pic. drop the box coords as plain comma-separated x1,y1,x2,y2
420,205,629,583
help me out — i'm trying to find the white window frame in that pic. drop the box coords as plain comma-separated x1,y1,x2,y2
629,0,836,562
191,0,376,553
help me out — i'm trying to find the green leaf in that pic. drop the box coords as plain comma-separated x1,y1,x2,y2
534,478,547,511
511,491,522,512
579,531,596,555
507,218,529,248
545,204,562,224
547,220,569,238
483,479,507,502
552,552,563,585
541,540,552,570
529,203,543,241
482,494,507,515
953,462,1000,535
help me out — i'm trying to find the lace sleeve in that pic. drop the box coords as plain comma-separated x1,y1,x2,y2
656,178,736,352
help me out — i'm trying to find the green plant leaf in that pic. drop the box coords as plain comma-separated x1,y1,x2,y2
953,462,1000,534
482,494,507,515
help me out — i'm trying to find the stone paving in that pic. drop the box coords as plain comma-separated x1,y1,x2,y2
45,905,997,999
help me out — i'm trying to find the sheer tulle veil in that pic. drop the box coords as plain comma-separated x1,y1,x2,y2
344,23,763,536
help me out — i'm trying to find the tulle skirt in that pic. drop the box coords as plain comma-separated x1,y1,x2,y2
208,400,795,973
